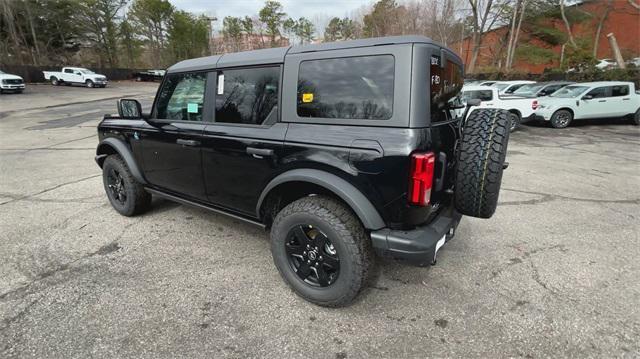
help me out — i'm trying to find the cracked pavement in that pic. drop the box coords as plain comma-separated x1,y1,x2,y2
1,83,639,358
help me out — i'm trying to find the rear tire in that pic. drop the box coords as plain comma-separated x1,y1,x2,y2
455,109,510,218
51,77,59,86
550,109,573,128
632,108,640,125
270,196,373,307
508,111,521,132
102,155,151,216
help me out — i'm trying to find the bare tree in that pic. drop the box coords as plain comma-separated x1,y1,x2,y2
560,0,577,49
504,0,527,70
467,0,507,73
593,0,613,58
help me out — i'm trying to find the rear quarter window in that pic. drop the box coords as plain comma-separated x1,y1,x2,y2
297,55,394,120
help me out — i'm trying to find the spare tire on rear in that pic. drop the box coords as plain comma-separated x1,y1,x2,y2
455,108,510,218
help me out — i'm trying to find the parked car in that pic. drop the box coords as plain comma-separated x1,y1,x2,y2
492,80,536,95
478,80,497,86
0,70,25,94
626,57,640,67
534,81,640,128
511,81,574,98
43,67,108,88
133,69,165,82
595,58,618,70
461,85,538,131
95,35,511,307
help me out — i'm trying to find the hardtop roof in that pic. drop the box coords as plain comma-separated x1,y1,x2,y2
168,35,450,73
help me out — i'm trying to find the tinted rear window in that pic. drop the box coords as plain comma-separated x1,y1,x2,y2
430,55,463,112
297,55,394,120
463,90,493,102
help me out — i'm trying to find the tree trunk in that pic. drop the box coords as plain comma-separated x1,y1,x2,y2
507,0,527,69
505,0,519,71
560,0,577,49
593,0,613,58
23,0,41,64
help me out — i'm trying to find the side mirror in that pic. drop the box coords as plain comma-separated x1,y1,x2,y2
582,95,593,100
117,99,142,119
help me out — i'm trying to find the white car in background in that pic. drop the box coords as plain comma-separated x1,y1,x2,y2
0,70,26,94
43,67,108,88
460,85,539,131
595,59,618,70
492,80,536,95
534,81,640,128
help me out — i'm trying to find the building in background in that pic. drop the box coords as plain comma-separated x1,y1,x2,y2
453,0,640,74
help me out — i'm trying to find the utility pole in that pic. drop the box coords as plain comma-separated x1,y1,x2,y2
606,33,626,69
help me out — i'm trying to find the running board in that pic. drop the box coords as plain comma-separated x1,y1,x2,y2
145,188,265,229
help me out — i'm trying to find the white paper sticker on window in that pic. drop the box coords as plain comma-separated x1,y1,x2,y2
217,74,224,95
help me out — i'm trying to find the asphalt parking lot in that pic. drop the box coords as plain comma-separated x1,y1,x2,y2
1,83,639,358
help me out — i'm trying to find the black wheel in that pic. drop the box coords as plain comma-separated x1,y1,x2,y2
85,80,94,88
270,196,373,307
550,109,572,128
102,155,151,216
455,108,510,218
632,108,639,125
51,77,59,86
508,111,521,132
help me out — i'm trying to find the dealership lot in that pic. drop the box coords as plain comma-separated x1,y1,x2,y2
1,83,639,357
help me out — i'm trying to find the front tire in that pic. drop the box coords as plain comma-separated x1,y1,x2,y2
550,109,573,128
632,108,640,125
86,80,94,88
270,196,373,307
102,155,151,216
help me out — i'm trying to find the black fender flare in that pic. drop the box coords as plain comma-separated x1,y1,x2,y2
95,137,147,184
256,169,386,230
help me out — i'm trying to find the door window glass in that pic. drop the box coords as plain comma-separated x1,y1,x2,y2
586,87,608,98
297,55,394,120
462,90,493,102
611,85,629,97
215,67,280,125
155,72,207,121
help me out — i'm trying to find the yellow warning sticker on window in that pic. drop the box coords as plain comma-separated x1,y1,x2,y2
302,93,314,103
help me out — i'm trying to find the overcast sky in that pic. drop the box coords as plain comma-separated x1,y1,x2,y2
170,0,373,32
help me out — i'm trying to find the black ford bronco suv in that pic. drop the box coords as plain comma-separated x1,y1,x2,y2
96,36,510,307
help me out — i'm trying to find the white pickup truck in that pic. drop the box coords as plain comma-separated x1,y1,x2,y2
534,81,640,128
461,85,539,131
0,70,25,94
43,67,108,88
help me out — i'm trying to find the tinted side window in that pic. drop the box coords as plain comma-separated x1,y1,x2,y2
155,72,207,121
611,85,629,97
431,55,463,113
463,90,493,102
297,55,394,120
64,69,73,73
215,67,279,125
586,87,608,98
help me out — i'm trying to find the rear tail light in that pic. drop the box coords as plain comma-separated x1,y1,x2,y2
409,152,436,206
532,100,539,110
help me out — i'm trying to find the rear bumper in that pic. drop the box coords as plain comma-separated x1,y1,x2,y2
371,207,462,267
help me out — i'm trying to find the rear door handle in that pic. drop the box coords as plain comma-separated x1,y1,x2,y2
622,98,631,101
247,147,274,158
176,139,200,146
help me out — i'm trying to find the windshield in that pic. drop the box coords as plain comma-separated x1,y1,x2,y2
78,69,94,74
494,83,510,91
514,83,546,95
549,85,589,98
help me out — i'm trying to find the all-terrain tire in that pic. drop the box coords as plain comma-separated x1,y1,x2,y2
455,108,510,218
102,154,151,216
270,196,373,307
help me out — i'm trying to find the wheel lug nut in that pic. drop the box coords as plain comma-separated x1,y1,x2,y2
319,256,323,260
303,251,306,255
315,262,319,266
